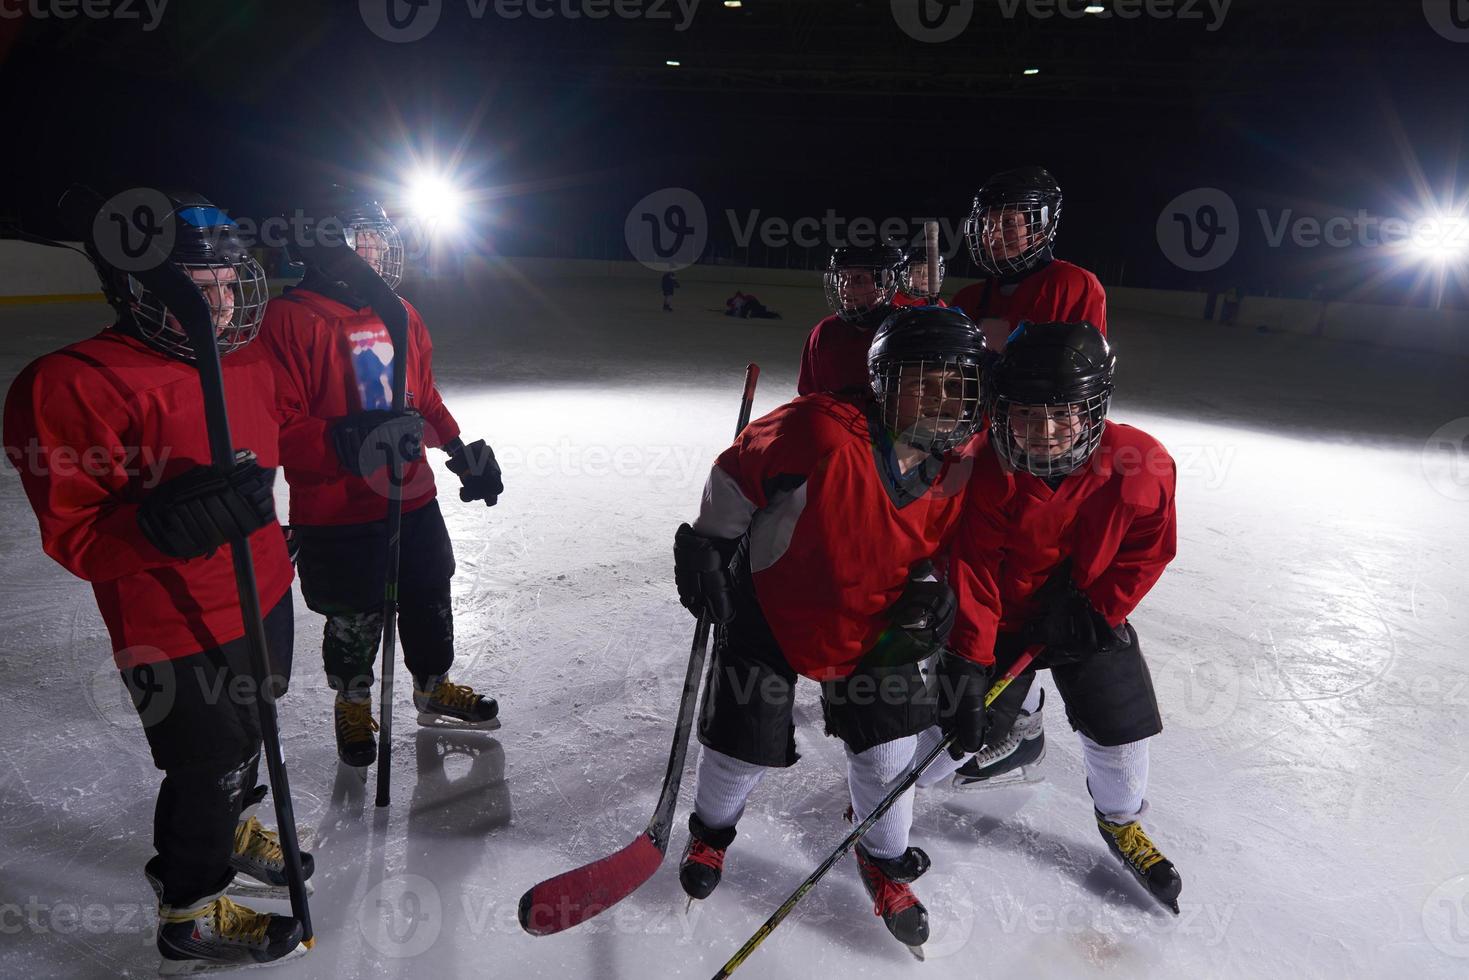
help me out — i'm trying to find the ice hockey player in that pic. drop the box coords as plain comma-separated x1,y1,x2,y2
795,243,907,396
893,252,947,308
673,306,994,954
913,321,1183,914
2,191,311,971
661,269,679,312
257,189,502,769
949,167,1107,352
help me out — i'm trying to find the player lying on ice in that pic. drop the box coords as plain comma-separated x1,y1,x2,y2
3,191,311,971
257,188,504,770
672,306,997,955
912,320,1184,914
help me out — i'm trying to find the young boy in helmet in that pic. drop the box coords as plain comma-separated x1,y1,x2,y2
674,306,994,953
257,189,503,769
796,244,908,396
2,191,310,971
913,321,1183,914
892,252,948,308
950,167,1107,353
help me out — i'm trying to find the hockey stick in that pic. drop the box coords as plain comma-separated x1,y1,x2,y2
304,245,411,810
924,220,941,302
92,206,317,945
711,644,1043,979
518,363,761,936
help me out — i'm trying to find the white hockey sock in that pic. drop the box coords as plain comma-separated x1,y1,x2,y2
692,747,767,830
1079,733,1150,824
847,735,918,860
912,725,967,789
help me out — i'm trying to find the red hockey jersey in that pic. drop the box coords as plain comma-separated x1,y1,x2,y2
692,393,973,680
2,327,293,667
891,292,949,309
257,287,460,527
796,315,876,397
948,423,1176,664
949,259,1107,352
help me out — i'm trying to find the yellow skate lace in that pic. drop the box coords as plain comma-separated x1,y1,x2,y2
215,896,272,945
428,680,480,713
1099,816,1164,872
337,697,380,741
233,816,282,865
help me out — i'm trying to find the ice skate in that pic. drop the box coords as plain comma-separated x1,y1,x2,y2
854,842,931,958
679,813,736,909
1096,809,1182,914
156,891,306,975
334,692,379,769
413,675,500,730
226,815,315,901
951,690,1046,791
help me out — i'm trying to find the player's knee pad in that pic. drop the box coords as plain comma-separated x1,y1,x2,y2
697,627,799,769
1050,624,1163,746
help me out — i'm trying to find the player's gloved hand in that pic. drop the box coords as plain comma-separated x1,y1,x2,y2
1022,563,1123,666
332,409,424,477
674,523,738,624
138,450,276,559
868,559,956,665
938,650,993,760
445,438,503,506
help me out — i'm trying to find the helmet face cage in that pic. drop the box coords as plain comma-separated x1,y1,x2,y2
344,217,405,289
900,254,946,297
963,197,1062,277
870,355,985,455
127,255,270,361
989,390,1110,478
824,263,900,323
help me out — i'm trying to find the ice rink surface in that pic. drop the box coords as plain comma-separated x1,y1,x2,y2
1,270,1467,979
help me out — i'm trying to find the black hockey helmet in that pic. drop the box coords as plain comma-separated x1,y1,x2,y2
964,166,1063,278
824,243,906,326
987,320,1115,477
290,185,405,289
868,305,989,455
68,187,269,362
900,252,946,298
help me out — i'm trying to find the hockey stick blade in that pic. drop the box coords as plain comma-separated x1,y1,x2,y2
518,831,664,936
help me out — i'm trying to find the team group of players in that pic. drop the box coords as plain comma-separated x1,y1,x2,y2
2,164,1179,971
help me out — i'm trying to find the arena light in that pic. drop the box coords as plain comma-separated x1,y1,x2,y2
666,59,681,67
1407,214,1469,265
1023,67,1041,75
723,1,741,7
1085,4,1106,12
407,171,465,233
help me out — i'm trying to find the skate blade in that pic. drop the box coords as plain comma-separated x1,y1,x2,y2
159,941,308,975
949,767,1045,792
906,944,926,962
227,877,315,901
416,711,501,731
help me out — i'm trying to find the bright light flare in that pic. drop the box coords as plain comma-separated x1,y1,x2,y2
1406,213,1469,265
407,172,466,233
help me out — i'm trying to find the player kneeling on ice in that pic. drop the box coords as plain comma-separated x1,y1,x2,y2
913,321,1184,914
3,192,311,971
674,307,991,953
257,189,502,769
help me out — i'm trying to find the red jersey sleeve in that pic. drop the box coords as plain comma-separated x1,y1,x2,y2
3,357,175,583
1049,265,1107,336
946,454,1012,666
796,324,821,397
1081,453,1176,625
403,301,459,449
257,304,344,478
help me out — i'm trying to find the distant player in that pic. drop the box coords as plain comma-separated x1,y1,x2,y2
674,307,993,955
662,269,680,312
3,192,310,971
796,244,906,396
914,321,1183,914
892,252,947,308
257,189,503,769
949,167,1106,351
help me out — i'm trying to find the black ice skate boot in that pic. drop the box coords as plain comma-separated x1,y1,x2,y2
156,889,306,974
952,690,1046,790
228,813,316,900
854,843,931,957
1096,809,1183,914
413,674,501,730
679,812,737,903
334,692,379,767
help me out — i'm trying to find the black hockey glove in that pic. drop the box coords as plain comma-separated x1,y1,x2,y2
1022,562,1124,666
938,650,993,760
674,523,738,625
332,409,424,477
138,451,276,559
445,438,503,506
867,560,956,666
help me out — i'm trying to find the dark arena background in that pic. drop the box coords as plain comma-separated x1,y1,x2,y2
1,2,1467,977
